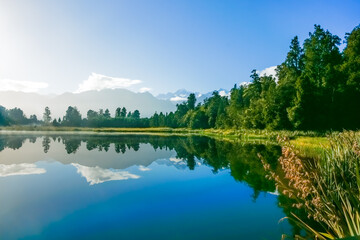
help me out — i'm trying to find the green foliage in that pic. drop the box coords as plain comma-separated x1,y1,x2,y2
0,106,8,126
43,106,52,124
147,24,360,131
265,131,360,239
62,106,82,126
340,25,360,129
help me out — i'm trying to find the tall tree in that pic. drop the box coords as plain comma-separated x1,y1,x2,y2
43,107,52,125
341,25,360,128
63,106,82,126
275,36,304,129
187,93,196,110
120,107,127,118
115,107,121,118
104,109,111,118
289,25,342,129
7,108,27,125
0,106,7,126
132,110,140,119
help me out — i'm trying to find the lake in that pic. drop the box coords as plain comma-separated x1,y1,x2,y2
0,133,292,239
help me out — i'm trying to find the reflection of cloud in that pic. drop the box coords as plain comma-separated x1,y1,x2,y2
138,165,151,171
169,157,185,164
72,163,140,185
0,163,46,177
268,190,279,196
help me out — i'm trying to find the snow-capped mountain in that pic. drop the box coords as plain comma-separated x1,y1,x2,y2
157,88,230,104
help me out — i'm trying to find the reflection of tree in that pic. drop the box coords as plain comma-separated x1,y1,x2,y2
114,143,126,154
0,135,41,152
0,134,281,200
42,137,51,153
0,138,5,152
29,136,37,143
228,144,280,200
6,137,25,150
62,138,81,154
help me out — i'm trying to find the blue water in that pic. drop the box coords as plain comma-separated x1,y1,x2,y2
0,134,290,239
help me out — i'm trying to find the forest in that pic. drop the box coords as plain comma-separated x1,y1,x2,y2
1,24,359,131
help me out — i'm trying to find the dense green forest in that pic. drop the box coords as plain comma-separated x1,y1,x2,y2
0,24,359,130
149,24,360,130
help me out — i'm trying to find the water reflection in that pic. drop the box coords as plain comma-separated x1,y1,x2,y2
0,133,289,239
72,163,140,185
0,133,281,196
0,163,46,177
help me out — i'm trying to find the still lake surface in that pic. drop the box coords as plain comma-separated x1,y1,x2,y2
0,133,292,239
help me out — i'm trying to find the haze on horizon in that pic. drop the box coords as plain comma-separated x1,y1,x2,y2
0,0,359,96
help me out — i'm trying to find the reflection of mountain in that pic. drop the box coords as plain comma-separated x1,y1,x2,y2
72,163,140,185
0,163,46,177
155,157,188,170
0,133,281,199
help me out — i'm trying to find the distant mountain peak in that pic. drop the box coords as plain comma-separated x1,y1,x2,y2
156,88,230,104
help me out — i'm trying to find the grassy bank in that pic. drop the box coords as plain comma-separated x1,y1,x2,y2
0,125,327,137
0,125,331,152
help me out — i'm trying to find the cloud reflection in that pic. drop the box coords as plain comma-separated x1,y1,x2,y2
72,164,140,185
138,165,151,171
0,163,46,177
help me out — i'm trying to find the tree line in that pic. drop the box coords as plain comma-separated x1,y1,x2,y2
0,24,359,131
148,24,360,130
0,105,148,128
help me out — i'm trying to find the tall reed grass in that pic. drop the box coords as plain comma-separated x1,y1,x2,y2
260,131,360,239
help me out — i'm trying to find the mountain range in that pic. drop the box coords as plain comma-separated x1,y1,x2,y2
0,89,175,119
0,88,230,119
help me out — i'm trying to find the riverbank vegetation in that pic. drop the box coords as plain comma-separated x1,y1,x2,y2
261,131,360,239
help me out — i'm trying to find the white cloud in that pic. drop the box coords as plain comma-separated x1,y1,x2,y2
170,96,187,102
0,79,48,93
138,165,151,171
0,163,46,177
139,87,152,93
72,163,140,185
75,73,142,93
259,66,277,78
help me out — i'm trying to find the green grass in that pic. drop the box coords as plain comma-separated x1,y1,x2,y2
0,126,330,147
0,125,331,145
290,136,330,158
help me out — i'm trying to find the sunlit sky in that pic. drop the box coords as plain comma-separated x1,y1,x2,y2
0,0,359,95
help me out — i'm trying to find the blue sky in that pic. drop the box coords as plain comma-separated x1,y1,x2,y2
0,0,359,95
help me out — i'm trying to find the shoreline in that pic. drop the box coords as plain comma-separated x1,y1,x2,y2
0,126,329,151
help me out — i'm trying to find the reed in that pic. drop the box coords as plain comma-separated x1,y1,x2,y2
261,131,360,239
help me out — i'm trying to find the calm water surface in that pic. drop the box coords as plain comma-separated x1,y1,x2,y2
0,133,292,240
